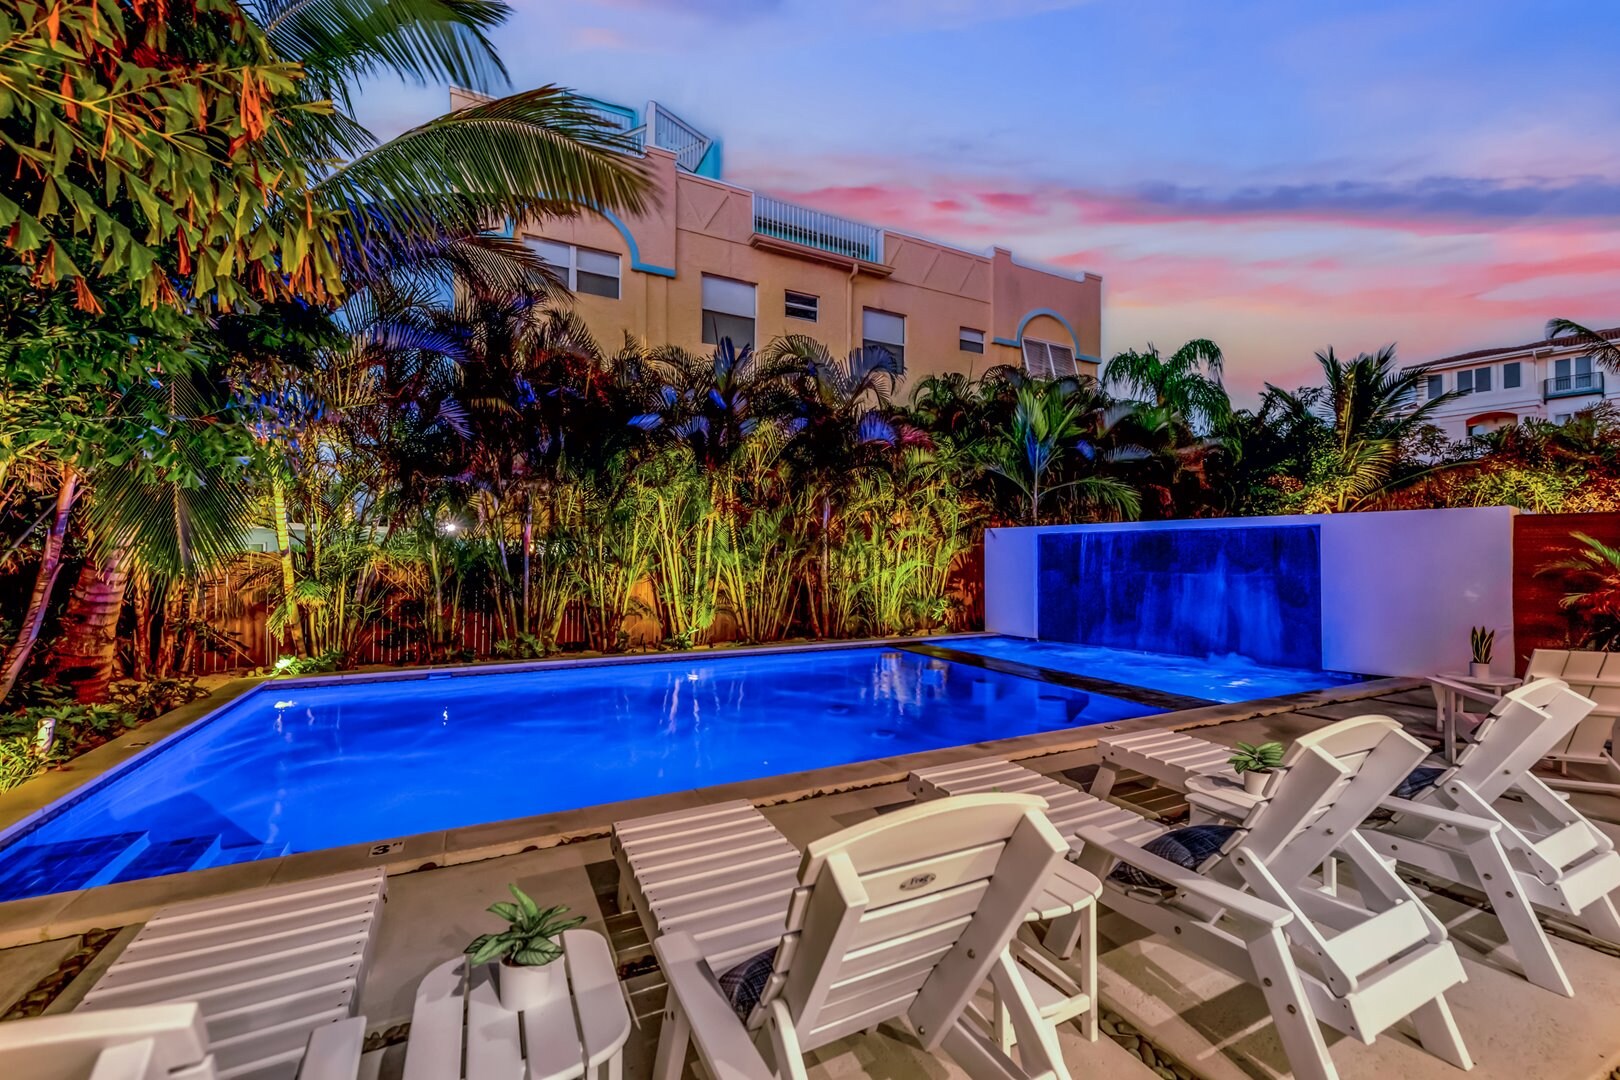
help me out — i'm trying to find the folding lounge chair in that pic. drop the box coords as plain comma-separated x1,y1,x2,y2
0,1002,362,1080
73,868,386,1080
1092,680,1620,995
1362,680,1620,992
917,717,1475,1080
1524,649,1620,793
617,794,1075,1080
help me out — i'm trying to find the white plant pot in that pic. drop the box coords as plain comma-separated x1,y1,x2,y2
1242,770,1270,796
498,959,561,1013
1469,661,1491,678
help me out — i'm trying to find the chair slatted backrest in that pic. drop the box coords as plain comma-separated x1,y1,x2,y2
1525,650,1620,759
1243,716,1428,882
1221,717,1440,994
1451,679,1594,803
747,794,1065,1054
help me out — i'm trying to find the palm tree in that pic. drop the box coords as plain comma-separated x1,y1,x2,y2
984,382,1139,525
1103,339,1232,434
1539,532,1620,650
1265,345,1454,512
1546,319,1620,372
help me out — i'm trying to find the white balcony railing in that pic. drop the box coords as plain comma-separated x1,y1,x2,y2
753,194,883,263
624,103,712,173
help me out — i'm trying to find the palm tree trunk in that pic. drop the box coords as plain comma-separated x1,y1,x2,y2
0,465,80,705
520,496,534,637
47,544,132,702
130,572,153,682
270,473,307,656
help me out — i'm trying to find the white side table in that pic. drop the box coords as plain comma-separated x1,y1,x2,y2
1435,671,1520,763
403,929,630,1080
981,860,1103,1051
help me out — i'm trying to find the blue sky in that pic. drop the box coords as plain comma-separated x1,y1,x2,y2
356,0,1620,402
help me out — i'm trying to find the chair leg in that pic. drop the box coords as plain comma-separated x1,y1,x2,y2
1079,903,1098,1042
1410,995,1473,1071
1091,763,1119,800
653,999,691,1080
1246,925,1340,1080
1466,836,1572,996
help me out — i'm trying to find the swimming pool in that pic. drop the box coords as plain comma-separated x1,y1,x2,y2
0,645,1159,901
936,637,1363,703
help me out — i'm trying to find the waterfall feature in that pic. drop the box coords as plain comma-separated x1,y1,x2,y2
1036,525,1323,669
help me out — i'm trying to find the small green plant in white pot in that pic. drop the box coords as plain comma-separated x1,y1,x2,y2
465,884,585,1012
1229,741,1286,796
1469,626,1495,678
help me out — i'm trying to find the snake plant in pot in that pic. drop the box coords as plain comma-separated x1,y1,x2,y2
1229,740,1286,796
465,884,586,1012
1470,626,1495,678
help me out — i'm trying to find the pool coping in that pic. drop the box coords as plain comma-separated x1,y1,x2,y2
0,640,1416,948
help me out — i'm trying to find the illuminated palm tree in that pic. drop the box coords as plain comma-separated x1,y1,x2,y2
1103,339,1231,434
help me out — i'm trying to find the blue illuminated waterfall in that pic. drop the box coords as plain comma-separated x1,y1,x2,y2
1036,525,1323,669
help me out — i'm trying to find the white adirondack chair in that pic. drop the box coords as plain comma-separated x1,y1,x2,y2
1361,679,1620,992
1093,680,1620,996
74,868,386,1080
0,1002,362,1080
621,795,1074,1080
924,717,1476,1080
1524,649,1620,793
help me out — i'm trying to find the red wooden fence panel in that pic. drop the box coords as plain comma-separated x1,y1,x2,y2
1511,511,1620,673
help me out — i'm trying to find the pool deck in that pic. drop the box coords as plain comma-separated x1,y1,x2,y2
4,680,1620,1078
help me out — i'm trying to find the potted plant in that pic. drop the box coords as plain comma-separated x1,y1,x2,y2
1229,741,1286,796
1470,626,1495,678
465,884,585,1012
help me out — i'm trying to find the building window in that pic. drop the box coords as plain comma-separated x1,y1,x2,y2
862,308,906,371
959,328,985,354
1022,338,1078,379
784,290,818,322
702,275,757,350
525,237,620,299
1426,374,1444,399
1457,367,1492,394
1502,362,1521,389
1553,355,1597,393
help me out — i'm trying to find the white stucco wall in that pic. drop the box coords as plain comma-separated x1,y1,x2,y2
983,508,1518,678
984,526,1040,638
1317,507,1515,677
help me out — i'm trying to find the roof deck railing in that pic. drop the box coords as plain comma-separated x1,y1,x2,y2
623,102,712,174
752,194,883,263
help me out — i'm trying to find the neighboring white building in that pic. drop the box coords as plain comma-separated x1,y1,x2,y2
1407,326,1619,439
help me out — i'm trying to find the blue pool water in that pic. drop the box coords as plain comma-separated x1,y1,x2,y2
942,637,1360,702
0,646,1157,901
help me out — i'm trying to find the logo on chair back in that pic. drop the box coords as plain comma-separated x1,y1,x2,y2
899,873,936,891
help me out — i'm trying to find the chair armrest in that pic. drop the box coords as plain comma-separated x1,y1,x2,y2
296,1017,365,1080
1376,797,1500,834
1076,826,1292,930
653,933,775,1080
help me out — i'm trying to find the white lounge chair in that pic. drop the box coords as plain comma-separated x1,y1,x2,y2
74,868,386,1080
1092,680,1620,996
617,794,1075,1080
1362,679,1620,991
919,717,1475,1080
1524,649,1620,793
0,1002,362,1080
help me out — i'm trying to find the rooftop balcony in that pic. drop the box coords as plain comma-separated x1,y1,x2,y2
1544,371,1604,400
752,193,884,264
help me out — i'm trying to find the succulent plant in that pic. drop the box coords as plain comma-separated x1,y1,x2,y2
465,884,585,967
1228,741,1286,775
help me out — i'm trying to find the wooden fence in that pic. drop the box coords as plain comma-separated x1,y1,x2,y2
1511,511,1620,673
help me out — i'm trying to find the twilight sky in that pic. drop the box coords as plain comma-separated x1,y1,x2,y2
354,0,1620,404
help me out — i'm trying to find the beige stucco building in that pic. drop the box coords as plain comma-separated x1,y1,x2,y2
455,91,1103,385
